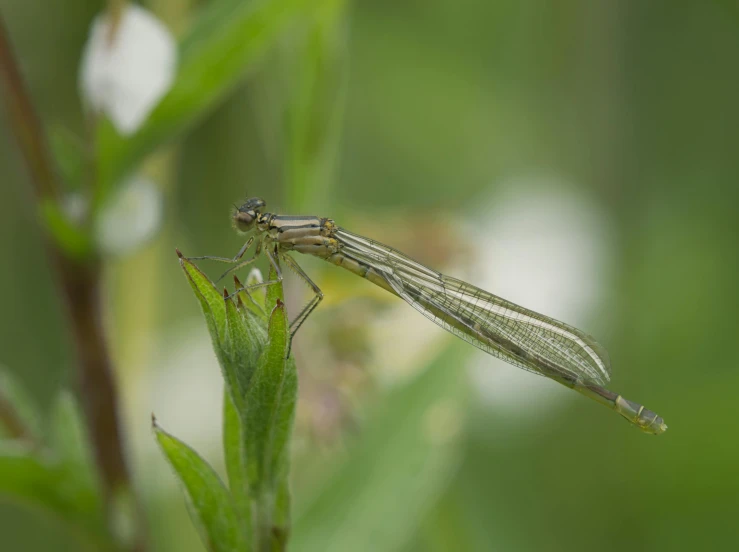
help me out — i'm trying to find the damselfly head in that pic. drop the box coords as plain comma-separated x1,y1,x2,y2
232,197,266,233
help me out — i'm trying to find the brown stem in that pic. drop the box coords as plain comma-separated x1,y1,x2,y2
0,13,146,551
57,254,130,493
0,17,58,203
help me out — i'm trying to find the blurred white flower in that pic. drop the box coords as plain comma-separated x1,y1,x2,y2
96,177,163,255
79,5,177,135
467,175,615,428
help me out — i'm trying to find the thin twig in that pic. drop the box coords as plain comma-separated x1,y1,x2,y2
0,17,59,202
0,12,146,551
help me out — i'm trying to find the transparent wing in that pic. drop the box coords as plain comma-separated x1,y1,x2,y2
335,228,611,386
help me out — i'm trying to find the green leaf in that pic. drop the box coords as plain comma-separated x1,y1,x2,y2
224,288,266,406
96,0,310,201
0,365,42,444
48,125,88,191
242,259,296,489
39,198,93,260
223,389,253,541
179,252,228,345
179,252,268,416
0,442,68,511
49,391,104,521
264,256,285,317
0,379,110,548
154,418,249,552
0,442,113,550
181,254,297,550
291,342,470,552
242,298,296,548
272,473,291,549
50,391,97,475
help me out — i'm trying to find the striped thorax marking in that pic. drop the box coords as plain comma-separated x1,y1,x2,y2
264,214,340,258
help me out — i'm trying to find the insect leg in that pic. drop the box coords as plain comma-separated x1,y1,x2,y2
227,244,284,298
280,254,323,338
187,236,254,264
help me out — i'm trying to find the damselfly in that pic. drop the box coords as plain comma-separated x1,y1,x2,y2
187,198,667,435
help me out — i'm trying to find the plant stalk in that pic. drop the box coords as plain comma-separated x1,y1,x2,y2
0,12,146,551
255,492,275,552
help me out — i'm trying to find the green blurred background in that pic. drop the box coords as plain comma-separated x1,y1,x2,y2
2,0,738,550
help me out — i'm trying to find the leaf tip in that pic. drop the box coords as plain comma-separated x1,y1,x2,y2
151,412,158,429
175,247,183,259
233,274,242,287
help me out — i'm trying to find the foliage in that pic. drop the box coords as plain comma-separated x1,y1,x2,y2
155,255,296,551
0,375,111,551
1,0,342,550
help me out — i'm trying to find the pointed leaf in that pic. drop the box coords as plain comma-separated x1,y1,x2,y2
242,299,295,549
224,290,266,405
246,257,297,541
180,253,267,417
243,300,292,493
48,126,88,191
49,391,104,522
181,254,297,550
154,418,249,552
50,391,93,471
179,253,228,345
264,255,284,315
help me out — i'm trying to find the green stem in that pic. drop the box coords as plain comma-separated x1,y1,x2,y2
255,492,275,552
0,12,146,552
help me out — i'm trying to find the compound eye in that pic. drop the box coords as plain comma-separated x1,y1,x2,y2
234,210,255,232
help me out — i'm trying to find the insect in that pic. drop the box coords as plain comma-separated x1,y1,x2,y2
187,197,667,434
